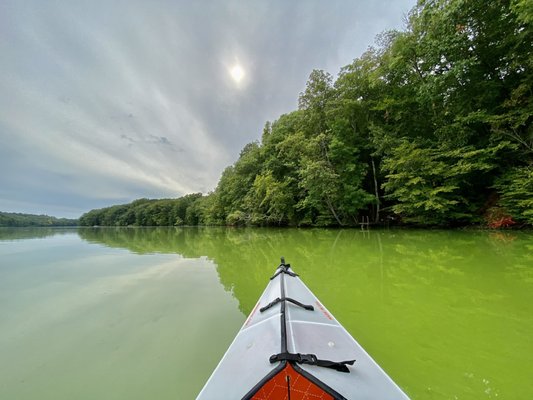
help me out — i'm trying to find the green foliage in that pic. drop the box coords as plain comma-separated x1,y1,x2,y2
382,141,511,224
226,210,248,226
78,194,206,227
512,0,533,24
298,69,334,137
0,212,78,227
209,142,264,224
494,166,533,224
244,171,294,225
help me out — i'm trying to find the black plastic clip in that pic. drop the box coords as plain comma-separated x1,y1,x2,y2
269,352,355,373
270,268,298,280
260,297,314,312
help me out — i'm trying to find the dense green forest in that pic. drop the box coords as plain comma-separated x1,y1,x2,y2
80,0,532,228
0,212,78,227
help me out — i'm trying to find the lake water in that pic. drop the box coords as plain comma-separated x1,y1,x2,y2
0,227,532,399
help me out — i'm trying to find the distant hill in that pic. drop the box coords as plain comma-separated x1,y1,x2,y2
0,212,78,227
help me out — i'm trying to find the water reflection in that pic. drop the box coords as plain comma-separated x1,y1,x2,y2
75,227,533,399
75,227,533,312
0,227,76,241
0,231,243,400
1,226,532,399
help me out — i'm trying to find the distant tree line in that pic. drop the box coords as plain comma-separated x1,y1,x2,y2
0,212,78,227
78,195,205,227
80,0,532,228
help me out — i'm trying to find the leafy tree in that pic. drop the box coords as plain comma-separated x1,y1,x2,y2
382,140,510,224
298,69,334,137
244,171,293,225
493,165,533,224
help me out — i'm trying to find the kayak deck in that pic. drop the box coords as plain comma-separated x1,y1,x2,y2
197,259,409,399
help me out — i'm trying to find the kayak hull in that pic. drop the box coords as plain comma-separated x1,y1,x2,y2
197,261,409,399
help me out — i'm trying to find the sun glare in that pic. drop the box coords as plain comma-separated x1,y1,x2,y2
230,64,245,83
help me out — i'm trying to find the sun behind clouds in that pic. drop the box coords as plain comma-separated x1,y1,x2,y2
229,64,245,83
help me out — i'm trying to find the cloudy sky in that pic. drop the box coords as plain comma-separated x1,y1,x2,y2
0,0,415,218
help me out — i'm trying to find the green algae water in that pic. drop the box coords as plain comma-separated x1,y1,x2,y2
0,227,531,399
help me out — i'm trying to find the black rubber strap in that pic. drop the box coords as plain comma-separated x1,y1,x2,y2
269,352,355,373
270,269,299,280
270,263,299,280
270,260,298,280
260,297,314,312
